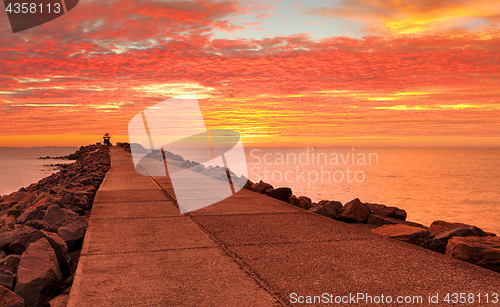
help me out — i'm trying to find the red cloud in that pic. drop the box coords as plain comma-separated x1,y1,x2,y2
0,0,499,145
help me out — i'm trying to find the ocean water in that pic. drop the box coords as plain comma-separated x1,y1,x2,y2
244,148,500,235
0,147,77,196
1,146,499,235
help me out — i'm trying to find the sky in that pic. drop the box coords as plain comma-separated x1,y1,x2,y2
1,0,500,147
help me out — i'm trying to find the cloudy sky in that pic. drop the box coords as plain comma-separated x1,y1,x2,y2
1,0,500,147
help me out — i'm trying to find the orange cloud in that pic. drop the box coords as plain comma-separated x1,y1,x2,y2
1,0,500,147
244,21,264,26
301,0,500,35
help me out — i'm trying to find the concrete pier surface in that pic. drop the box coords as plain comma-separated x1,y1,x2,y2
68,147,500,306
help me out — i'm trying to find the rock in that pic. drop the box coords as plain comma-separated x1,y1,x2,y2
14,238,62,307
42,205,73,226
0,251,5,259
0,216,15,230
0,255,20,289
0,255,22,274
8,227,39,255
48,294,69,307
1,192,32,208
263,187,274,194
367,214,398,227
57,216,86,251
243,179,254,190
0,285,24,307
77,176,94,187
0,269,15,289
338,198,370,223
16,196,56,224
289,195,299,207
29,230,71,278
24,220,50,230
420,226,488,254
6,206,23,219
428,220,477,238
446,236,500,273
372,224,430,245
365,203,407,221
312,201,343,219
297,196,312,210
0,228,16,251
367,214,427,229
266,188,292,203
0,202,17,211
61,204,85,216
251,180,273,194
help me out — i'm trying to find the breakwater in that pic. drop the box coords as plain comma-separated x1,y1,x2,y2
244,179,500,275
0,145,110,306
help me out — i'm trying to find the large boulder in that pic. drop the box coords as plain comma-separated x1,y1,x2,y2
338,198,370,223
420,226,488,254
0,226,37,254
297,196,312,210
1,192,33,210
16,196,56,224
446,236,500,273
243,179,254,190
367,214,427,229
365,203,407,221
14,238,62,307
57,216,86,251
29,230,71,278
0,285,24,307
61,192,89,210
42,205,75,226
251,181,273,194
266,188,292,203
367,214,398,227
428,220,480,238
312,200,343,219
8,227,39,255
372,224,430,245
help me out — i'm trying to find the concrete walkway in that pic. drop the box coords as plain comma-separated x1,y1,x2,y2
68,147,500,306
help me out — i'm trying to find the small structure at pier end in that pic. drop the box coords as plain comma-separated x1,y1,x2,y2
103,133,111,146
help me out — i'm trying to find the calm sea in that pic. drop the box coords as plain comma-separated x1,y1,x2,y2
1,147,499,235
245,148,500,235
0,147,77,196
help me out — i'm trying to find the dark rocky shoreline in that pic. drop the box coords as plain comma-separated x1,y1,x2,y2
0,145,110,307
244,179,500,274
